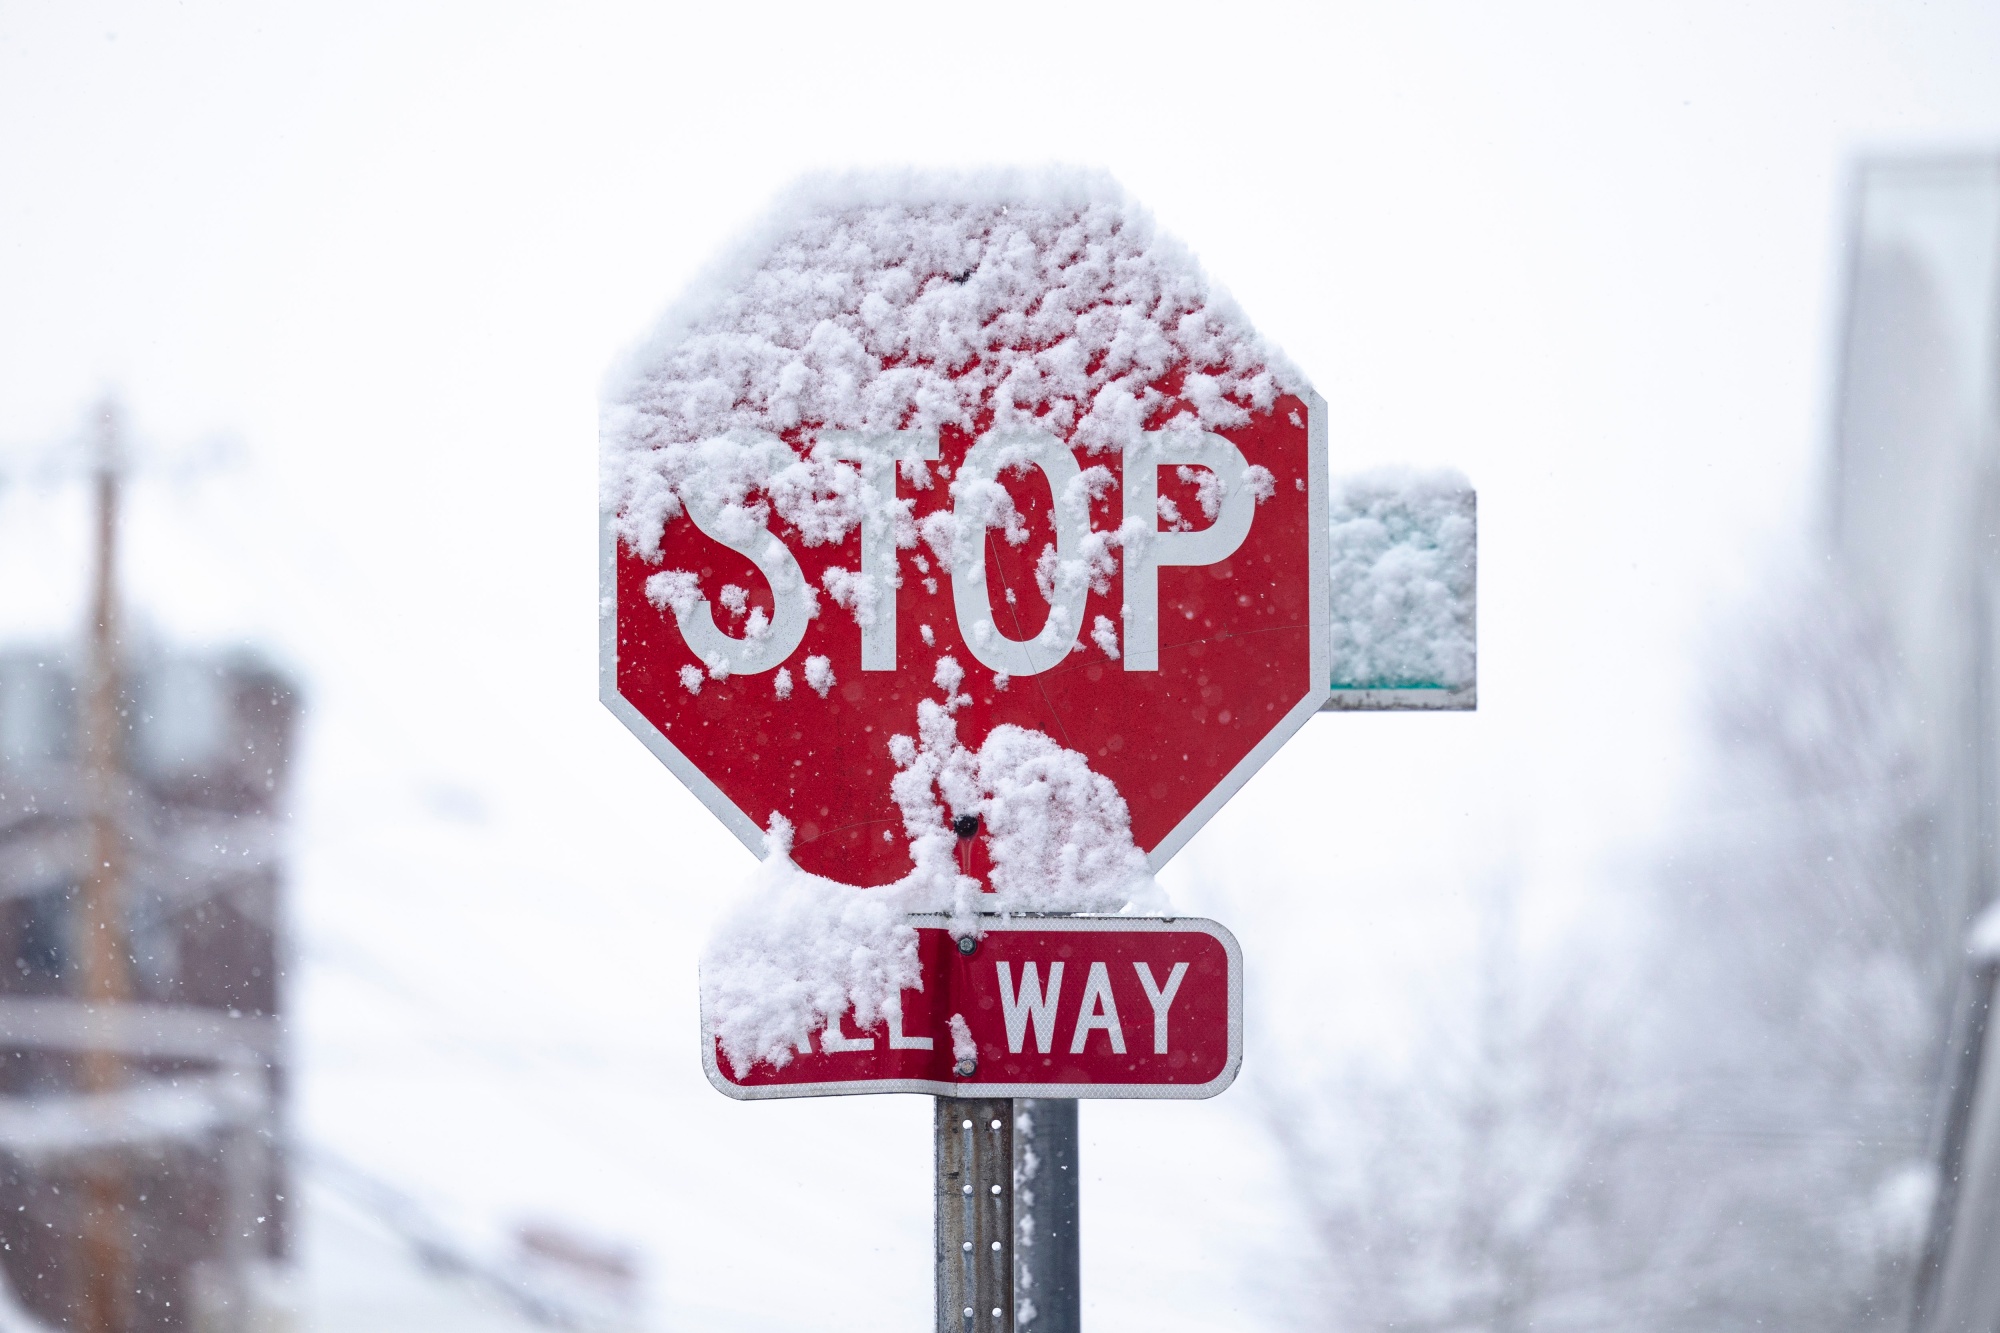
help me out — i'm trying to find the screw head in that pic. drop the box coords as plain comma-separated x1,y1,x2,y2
955,1057,977,1077
956,935,978,956
953,813,980,839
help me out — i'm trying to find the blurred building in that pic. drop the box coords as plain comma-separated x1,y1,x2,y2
0,646,296,1331
1824,153,2000,1331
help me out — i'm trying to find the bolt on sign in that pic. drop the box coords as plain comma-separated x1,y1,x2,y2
600,171,1328,1099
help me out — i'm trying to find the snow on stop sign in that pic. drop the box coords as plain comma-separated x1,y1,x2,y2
602,173,1328,889
602,173,1325,1094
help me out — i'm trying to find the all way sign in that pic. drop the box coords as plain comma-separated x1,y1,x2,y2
707,916,1241,1100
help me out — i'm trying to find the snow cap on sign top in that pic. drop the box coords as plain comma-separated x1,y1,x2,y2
600,166,1303,559
1327,467,1476,691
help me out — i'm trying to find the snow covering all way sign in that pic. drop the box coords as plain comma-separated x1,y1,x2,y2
706,916,1241,1100
600,170,1326,1096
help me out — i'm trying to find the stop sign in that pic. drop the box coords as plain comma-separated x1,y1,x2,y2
601,175,1328,886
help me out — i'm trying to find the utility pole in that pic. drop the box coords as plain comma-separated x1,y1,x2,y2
78,396,132,1333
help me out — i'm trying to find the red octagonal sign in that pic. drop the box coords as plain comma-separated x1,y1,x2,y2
601,174,1327,888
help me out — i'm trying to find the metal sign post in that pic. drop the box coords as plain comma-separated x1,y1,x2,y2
936,1099,1014,1333
1013,1099,1079,1333
934,1097,1079,1333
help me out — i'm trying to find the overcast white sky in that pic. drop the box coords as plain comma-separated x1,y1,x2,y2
3,4,1999,1330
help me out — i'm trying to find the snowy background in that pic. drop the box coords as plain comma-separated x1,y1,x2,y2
2,3,1999,1330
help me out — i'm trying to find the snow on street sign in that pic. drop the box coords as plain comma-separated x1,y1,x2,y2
596,171,1443,1332
1322,472,1477,712
601,170,1327,1101
706,916,1241,1100
601,175,1329,892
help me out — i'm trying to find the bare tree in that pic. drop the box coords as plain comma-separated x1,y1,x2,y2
1261,560,1940,1333
1262,871,1663,1333
1632,562,1939,1331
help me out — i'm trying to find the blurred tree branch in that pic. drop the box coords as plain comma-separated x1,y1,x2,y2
1262,560,1938,1332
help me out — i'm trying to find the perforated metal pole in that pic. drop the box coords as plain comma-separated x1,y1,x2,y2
936,1098,1013,1333
1013,1100,1079,1333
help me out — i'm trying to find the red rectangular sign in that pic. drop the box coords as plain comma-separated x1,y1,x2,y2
703,916,1242,1100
